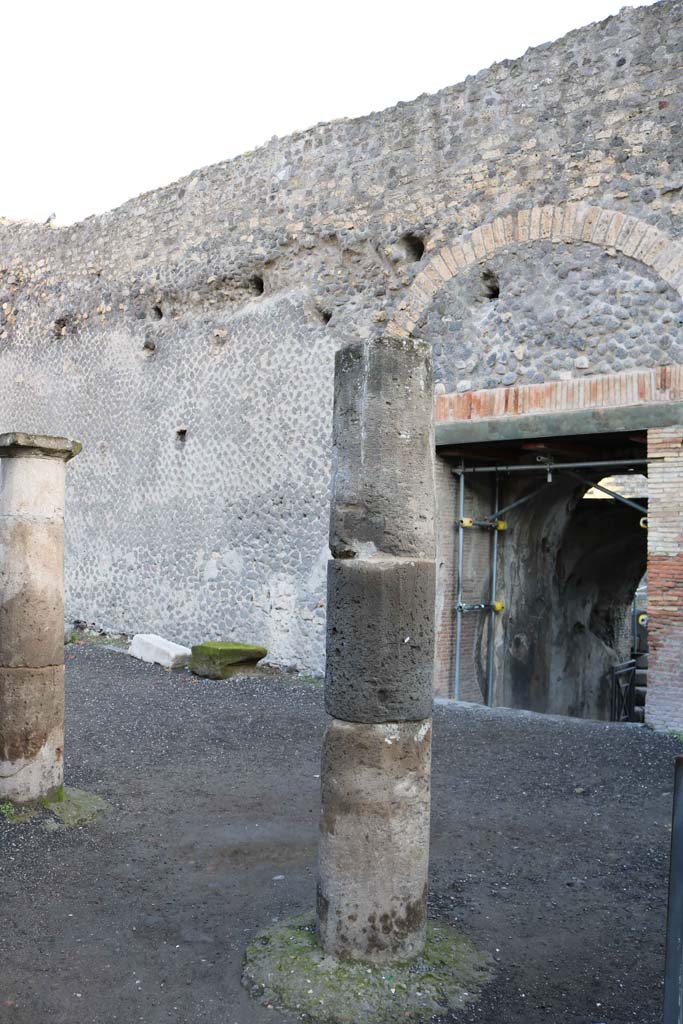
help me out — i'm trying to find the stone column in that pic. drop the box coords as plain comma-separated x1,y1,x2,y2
0,432,81,803
317,337,436,962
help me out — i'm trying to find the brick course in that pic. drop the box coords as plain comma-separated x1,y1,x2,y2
436,364,683,427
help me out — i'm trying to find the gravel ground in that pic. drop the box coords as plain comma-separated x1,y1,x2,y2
0,643,679,1024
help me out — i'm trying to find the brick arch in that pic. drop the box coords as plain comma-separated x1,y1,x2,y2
387,204,683,340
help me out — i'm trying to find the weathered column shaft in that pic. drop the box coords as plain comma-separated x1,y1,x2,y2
317,337,436,962
317,719,432,960
0,433,80,803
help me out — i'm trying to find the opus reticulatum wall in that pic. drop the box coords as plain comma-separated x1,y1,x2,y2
1,0,682,683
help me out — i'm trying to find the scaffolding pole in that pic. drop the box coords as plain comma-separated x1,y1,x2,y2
453,465,465,700
460,457,650,474
486,474,500,707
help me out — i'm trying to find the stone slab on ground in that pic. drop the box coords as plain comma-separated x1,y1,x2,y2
190,641,267,679
128,633,191,669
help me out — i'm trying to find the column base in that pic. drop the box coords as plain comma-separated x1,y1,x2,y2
243,913,494,1023
0,728,64,804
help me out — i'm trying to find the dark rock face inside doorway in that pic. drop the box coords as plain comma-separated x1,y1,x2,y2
500,477,647,719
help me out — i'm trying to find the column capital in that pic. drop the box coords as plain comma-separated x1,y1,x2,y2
0,433,81,461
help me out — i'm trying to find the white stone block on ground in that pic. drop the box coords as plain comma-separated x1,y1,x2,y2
128,633,191,669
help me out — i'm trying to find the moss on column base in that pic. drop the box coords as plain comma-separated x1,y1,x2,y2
242,913,493,1023
43,786,109,827
0,786,109,829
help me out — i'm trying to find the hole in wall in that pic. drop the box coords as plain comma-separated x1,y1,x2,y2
149,304,163,320
143,338,156,353
316,305,333,325
53,317,69,338
176,426,188,443
482,269,500,299
398,233,425,262
250,275,265,295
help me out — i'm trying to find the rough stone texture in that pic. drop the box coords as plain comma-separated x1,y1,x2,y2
0,294,334,672
324,557,435,722
329,338,435,560
0,518,65,667
0,439,77,802
1,2,681,667
316,719,432,962
0,666,65,761
0,433,81,461
499,480,646,719
128,633,191,669
190,640,267,679
422,242,683,395
0,666,65,801
319,334,436,963
324,335,436,729
388,203,683,342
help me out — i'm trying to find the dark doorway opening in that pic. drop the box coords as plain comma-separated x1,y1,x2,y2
440,430,649,721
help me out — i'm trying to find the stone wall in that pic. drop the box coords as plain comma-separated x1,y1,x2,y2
0,0,682,670
422,241,682,395
0,289,334,669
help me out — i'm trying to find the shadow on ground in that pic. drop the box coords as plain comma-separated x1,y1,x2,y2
0,643,675,1023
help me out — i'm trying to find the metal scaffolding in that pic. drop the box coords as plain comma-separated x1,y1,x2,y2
451,455,650,705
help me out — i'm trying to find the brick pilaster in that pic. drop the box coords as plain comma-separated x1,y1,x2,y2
645,426,683,732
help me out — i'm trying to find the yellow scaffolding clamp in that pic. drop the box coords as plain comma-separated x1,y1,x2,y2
493,600,505,613
460,518,507,530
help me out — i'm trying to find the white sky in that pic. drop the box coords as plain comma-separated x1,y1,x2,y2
0,0,658,226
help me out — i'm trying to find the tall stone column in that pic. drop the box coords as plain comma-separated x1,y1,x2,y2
317,337,436,962
0,432,81,803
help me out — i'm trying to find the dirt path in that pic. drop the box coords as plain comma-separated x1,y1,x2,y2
0,643,677,1023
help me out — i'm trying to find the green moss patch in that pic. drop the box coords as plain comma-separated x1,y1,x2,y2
242,914,494,1023
190,640,267,679
0,801,21,821
43,787,109,828
0,787,109,830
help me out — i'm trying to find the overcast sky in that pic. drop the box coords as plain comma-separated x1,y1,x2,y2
0,0,657,226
